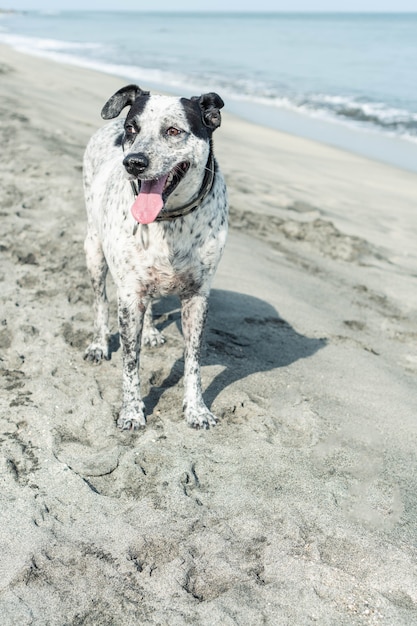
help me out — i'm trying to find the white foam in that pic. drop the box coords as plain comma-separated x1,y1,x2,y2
1,31,417,147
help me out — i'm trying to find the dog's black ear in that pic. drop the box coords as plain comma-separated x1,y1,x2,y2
101,84,150,120
191,92,224,131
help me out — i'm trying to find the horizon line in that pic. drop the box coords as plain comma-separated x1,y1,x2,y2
3,8,417,14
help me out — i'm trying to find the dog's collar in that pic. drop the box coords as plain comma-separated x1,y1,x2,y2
131,150,216,231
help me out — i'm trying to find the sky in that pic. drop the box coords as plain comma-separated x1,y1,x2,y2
4,1,417,11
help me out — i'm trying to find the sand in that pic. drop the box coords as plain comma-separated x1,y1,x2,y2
1,44,417,625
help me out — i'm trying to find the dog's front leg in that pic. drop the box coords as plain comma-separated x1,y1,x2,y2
181,293,216,429
117,293,147,430
84,232,110,362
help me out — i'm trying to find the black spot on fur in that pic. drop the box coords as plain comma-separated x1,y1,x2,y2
180,98,210,140
126,96,150,126
114,133,124,147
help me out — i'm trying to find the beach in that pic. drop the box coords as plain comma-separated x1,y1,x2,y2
1,42,417,625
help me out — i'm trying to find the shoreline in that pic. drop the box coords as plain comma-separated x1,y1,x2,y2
1,42,417,625
227,97,417,174
2,36,417,174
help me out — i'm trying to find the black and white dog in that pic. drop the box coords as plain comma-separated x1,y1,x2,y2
83,84,228,430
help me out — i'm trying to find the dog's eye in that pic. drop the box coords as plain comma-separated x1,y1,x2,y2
125,124,137,135
166,127,182,137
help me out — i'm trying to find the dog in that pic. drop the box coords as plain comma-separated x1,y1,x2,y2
83,84,228,430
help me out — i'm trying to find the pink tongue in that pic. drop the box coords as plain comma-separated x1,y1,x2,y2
131,174,169,224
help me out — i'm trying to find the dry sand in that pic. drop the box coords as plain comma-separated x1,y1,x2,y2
1,44,417,625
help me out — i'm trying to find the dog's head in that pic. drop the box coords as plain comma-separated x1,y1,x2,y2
101,84,224,224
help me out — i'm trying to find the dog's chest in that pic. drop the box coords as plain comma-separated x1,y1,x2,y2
110,221,222,298
140,242,204,297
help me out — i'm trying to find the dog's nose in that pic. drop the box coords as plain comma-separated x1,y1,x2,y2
123,152,149,175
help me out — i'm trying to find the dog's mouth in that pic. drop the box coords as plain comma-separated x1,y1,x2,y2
131,161,190,225
163,161,190,200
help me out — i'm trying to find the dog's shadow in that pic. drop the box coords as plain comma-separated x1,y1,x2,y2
136,289,326,415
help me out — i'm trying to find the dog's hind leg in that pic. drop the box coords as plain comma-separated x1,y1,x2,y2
181,293,217,429
142,301,166,347
117,292,147,430
84,231,110,363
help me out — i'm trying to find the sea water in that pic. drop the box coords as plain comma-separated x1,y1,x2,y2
1,11,417,171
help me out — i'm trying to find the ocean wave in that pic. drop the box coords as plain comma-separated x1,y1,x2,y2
0,33,102,52
300,94,417,139
171,69,417,142
2,31,417,144
215,92,417,144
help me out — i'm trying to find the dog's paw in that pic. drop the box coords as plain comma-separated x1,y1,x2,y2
117,402,147,431
185,406,217,429
142,327,166,348
84,342,109,363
